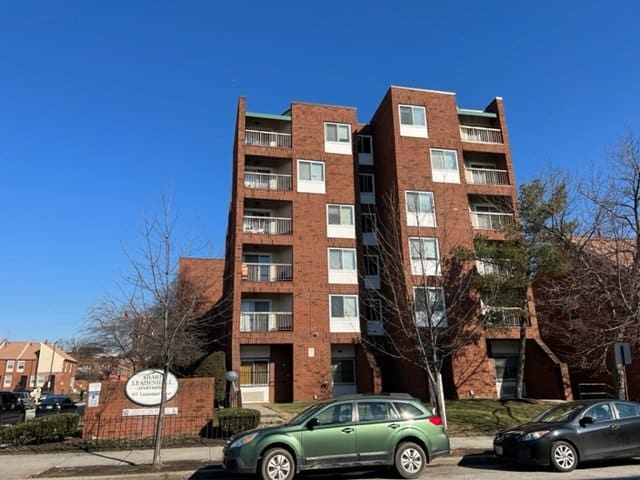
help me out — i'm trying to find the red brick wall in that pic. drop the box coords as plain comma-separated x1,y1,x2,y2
82,377,215,441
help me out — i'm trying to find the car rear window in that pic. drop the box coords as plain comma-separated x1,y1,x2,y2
393,402,425,419
614,402,640,419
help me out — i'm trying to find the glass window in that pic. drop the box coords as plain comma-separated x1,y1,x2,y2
585,403,614,422
16,360,25,372
325,123,351,143
430,149,460,183
362,213,376,233
327,205,354,226
329,248,356,270
332,359,355,384
414,287,446,327
298,160,325,181
6,360,14,372
406,191,434,214
614,402,640,419
357,401,398,421
240,360,269,386
364,298,382,322
409,237,439,275
316,402,353,425
393,402,426,419
399,105,426,126
357,135,372,153
3,375,12,387
364,255,379,276
359,174,374,194
331,295,358,318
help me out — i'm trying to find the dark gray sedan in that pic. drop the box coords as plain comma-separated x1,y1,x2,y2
35,395,78,416
494,399,640,472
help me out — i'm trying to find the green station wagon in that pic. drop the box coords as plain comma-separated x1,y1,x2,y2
223,393,450,480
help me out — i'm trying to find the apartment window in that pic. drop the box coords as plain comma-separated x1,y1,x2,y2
16,361,25,372
328,248,358,284
405,191,436,227
330,295,359,318
361,212,377,245
6,360,14,372
399,105,428,138
36,374,46,386
359,174,375,204
409,237,440,275
357,135,373,165
325,122,352,154
240,360,269,386
327,205,355,238
297,159,326,194
414,286,446,327
363,254,380,289
3,375,11,387
332,358,355,383
364,298,383,335
430,149,460,183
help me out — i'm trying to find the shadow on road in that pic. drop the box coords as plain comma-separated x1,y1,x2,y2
188,465,398,479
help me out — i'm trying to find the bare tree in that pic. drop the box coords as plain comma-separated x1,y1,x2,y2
363,190,503,429
85,195,225,466
523,132,640,400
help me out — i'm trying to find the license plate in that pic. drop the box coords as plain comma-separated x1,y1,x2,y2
495,445,503,456
45,405,53,409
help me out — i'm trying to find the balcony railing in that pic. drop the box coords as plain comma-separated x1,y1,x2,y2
244,172,292,191
460,126,503,144
242,216,292,234
470,211,515,230
241,263,293,282
476,259,512,276
240,312,293,332
465,167,509,186
245,130,292,148
485,307,530,327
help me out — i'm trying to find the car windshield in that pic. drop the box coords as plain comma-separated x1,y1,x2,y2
532,403,585,423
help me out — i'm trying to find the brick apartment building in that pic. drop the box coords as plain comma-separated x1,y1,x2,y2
221,85,572,404
0,340,77,394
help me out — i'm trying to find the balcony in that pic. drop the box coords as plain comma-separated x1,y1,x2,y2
240,312,293,332
485,307,530,328
241,262,293,282
460,126,503,144
465,167,509,186
470,211,515,230
244,171,292,191
245,130,292,148
243,216,292,235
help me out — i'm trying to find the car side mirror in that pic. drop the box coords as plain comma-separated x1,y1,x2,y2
307,418,320,430
580,416,594,427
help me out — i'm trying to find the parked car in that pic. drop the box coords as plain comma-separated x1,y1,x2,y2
35,395,78,417
223,393,450,480
494,399,640,472
0,391,26,426
14,391,35,409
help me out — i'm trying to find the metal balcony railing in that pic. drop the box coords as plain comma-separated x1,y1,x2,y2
244,172,292,191
241,263,293,282
460,126,503,144
242,216,292,234
470,211,515,230
245,130,292,148
465,167,509,186
485,307,530,327
239,312,293,332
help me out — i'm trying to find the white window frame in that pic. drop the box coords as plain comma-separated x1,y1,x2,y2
409,237,440,276
405,191,436,227
327,204,356,239
399,104,428,138
6,360,14,372
3,375,11,388
324,122,352,155
297,159,326,194
329,294,360,333
413,286,447,327
328,248,358,284
357,135,373,165
430,148,460,183
16,360,25,372
359,173,375,204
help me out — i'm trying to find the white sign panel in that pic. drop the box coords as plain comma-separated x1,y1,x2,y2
125,369,179,406
122,407,178,417
88,382,101,408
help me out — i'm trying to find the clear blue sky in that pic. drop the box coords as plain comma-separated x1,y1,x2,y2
2,1,639,343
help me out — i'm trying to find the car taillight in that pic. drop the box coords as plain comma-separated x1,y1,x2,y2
427,415,443,426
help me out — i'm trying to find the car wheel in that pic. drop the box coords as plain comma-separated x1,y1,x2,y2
395,441,427,479
550,441,578,472
260,447,295,480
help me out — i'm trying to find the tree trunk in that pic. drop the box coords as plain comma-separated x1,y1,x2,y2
515,317,527,399
436,371,448,430
152,366,168,467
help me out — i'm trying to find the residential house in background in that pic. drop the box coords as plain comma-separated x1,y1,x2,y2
198,85,573,404
0,340,77,394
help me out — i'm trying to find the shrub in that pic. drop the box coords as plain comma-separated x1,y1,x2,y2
217,408,260,435
0,413,81,446
195,351,227,406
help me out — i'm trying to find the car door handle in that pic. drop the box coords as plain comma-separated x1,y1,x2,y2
609,424,619,430
342,427,354,434
388,423,400,429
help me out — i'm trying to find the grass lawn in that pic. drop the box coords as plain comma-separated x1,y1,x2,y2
268,398,553,436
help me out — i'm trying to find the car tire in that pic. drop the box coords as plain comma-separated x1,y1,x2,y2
550,440,578,472
395,441,427,479
260,447,295,480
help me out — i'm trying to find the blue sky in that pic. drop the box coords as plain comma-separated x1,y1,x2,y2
1,1,639,343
